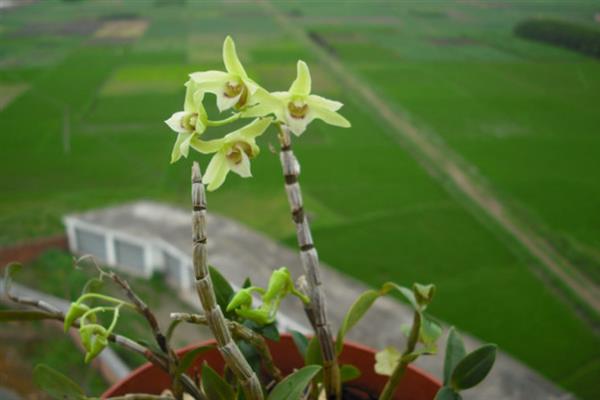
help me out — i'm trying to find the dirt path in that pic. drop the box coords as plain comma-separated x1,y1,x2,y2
260,1,600,314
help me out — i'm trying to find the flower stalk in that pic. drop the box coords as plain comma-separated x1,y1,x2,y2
276,124,341,399
190,162,264,400
379,311,422,400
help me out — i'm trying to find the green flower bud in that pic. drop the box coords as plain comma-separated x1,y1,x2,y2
227,289,254,312
263,267,292,302
63,303,90,332
79,324,107,353
413,283,436,307
85,334,108,363
236,306,273,326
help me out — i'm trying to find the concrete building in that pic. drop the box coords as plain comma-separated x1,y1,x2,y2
64,201,195,290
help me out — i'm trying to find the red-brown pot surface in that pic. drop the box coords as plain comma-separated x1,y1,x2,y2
103,334,441,400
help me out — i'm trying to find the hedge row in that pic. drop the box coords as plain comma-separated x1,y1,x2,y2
514,18,600,58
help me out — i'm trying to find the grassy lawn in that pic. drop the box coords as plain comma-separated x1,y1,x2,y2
1,1,600,398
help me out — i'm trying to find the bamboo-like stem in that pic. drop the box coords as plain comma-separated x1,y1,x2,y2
379,311,422,400
2,288,204,399
276,124,340,400
191,162,264,400
171,312,282,382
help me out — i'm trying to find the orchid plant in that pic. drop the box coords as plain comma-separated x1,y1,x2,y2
1,36,496,400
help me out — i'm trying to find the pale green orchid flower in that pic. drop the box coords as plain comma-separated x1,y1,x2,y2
243,60,351,136
165,80,208,163
189,36,260,113
191,117,273,191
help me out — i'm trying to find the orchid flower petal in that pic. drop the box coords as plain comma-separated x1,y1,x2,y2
217,91,242,112
289,60,311,96
223,36,248,79
310,103,351,129
170,131,192,163
204,152,230,191
189,70,229,85
190,137,228,154
165,111,189,134
307,94,343,111
285,110,312,136
179,131,194,158
228,148,252,178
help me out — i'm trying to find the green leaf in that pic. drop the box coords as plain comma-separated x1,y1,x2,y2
374,346,401,376
434,386,462,400
290,330,309,358
336,282,420,355
382,282,419,310
242,277,252,289
33,364,86,399
0,310,56,321
451,344,497,391
336,289,380,354
420,315,443,347
340,364,361,382
238,339,262,375
444,327,466,385
261,322,280,342
209,266,235,316
268,365,321,400
3,262,22,294
305,336,322,367
202,363,235,400
177,346,214,376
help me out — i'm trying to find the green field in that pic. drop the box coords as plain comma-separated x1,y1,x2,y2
1,1,600,398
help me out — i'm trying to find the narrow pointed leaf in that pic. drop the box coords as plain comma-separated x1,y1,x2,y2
305,336,323,367
340,364,361,382
260,322,280,342
451,344,497,390
381,282,420,310
336,289,380,354
202,363,235,400
268,365,321,400
33,364,86,400
290,330,309,358
177,346,214,376
208,266,235,316
434,386,462,400
444,327,466,385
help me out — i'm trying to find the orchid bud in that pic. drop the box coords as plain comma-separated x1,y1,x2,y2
263,267,293,303
413,283,436,307
63,302,90,332
84,334,108,363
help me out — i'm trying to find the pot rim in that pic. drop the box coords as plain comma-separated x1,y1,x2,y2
103,333,441,398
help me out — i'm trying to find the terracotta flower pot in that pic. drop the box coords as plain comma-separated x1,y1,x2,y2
103,333,441,399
